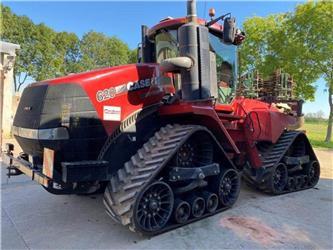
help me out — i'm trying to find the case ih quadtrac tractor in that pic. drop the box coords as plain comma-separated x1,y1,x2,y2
2,0,320,235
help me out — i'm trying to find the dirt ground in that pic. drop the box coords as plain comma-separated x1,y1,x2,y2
1,139,332,249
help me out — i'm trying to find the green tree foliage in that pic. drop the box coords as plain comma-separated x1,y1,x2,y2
0,5,134,90
53,31,81,75
239,1,333,142
1,5,38,91
80,31,131,71
128,48,138,64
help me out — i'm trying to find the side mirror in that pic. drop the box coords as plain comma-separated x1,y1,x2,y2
223,17,236,44
137,44,143,63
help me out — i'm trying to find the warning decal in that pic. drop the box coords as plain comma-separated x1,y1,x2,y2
103,106,121,121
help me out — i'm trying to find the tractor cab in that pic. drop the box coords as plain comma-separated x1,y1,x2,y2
139,15,243,104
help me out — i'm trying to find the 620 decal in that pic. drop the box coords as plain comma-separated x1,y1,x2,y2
96,87,116,102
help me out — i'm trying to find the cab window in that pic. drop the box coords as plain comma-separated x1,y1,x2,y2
155,30,178,63
209,34,238,103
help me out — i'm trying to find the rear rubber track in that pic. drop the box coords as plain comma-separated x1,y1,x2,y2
243,130,320,194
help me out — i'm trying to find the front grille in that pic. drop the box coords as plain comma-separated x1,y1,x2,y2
13,83,107,163
13,85,48,129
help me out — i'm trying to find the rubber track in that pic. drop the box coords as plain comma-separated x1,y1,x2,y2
244,130,319,194
260,130,300,170
103,124,206,232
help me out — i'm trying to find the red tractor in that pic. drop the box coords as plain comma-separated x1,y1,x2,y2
2,0,320,235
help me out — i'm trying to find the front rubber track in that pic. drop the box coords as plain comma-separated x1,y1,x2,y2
103,124,213,233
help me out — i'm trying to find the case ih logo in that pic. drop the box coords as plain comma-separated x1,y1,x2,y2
96,77,158,102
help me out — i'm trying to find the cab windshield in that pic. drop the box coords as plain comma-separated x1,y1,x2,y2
155,29,237,104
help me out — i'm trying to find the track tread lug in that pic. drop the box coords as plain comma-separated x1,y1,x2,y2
110,176,120,192
123,181,145,191
137,165,159,173
118,204,131,216
143,143,151,153
150,151,171,159
117,168,127,183
155,131,162,140
137,149,145,160
130,172,152,181
118,191,137,203
145,158,164,165
124,162,135,174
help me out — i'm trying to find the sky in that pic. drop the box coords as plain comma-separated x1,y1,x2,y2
2,1,330,117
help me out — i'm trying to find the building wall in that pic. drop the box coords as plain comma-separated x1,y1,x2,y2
1,55,15,138
0,42,20,140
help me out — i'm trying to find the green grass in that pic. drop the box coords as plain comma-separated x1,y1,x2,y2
301,120,333,149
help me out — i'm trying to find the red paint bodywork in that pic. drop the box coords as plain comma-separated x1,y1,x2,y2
31,17,299,169
42,64,174,135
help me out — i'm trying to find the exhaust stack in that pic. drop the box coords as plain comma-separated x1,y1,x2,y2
187,0,197,23
178,0,211,100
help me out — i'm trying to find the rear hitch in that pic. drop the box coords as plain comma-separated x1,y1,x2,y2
7,166,23,177
5,143,14,153
3,143,22,180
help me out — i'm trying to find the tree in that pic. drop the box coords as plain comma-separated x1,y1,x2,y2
128,49,138,64
287,1,333,142
80,31,131,71
1,5,38,91
54,32,81,75
305,110,326,120
0,5,82,88
1,5,134,91
239,1,333,142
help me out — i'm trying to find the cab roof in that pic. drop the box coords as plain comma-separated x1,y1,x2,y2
148,17,223,38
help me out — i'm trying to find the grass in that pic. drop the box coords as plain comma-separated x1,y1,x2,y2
301,120,333,149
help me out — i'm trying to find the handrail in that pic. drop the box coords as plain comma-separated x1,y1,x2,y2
247,111,262,139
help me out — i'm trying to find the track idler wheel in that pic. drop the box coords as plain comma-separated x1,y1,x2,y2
188,196,205,218
287,177,296,191
218,169,241,207
305,161,320,187
173,199,191,224
295,176,303,190
134,181,174,233
202,192,219,213
269,163,288,194
302,176,309,188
